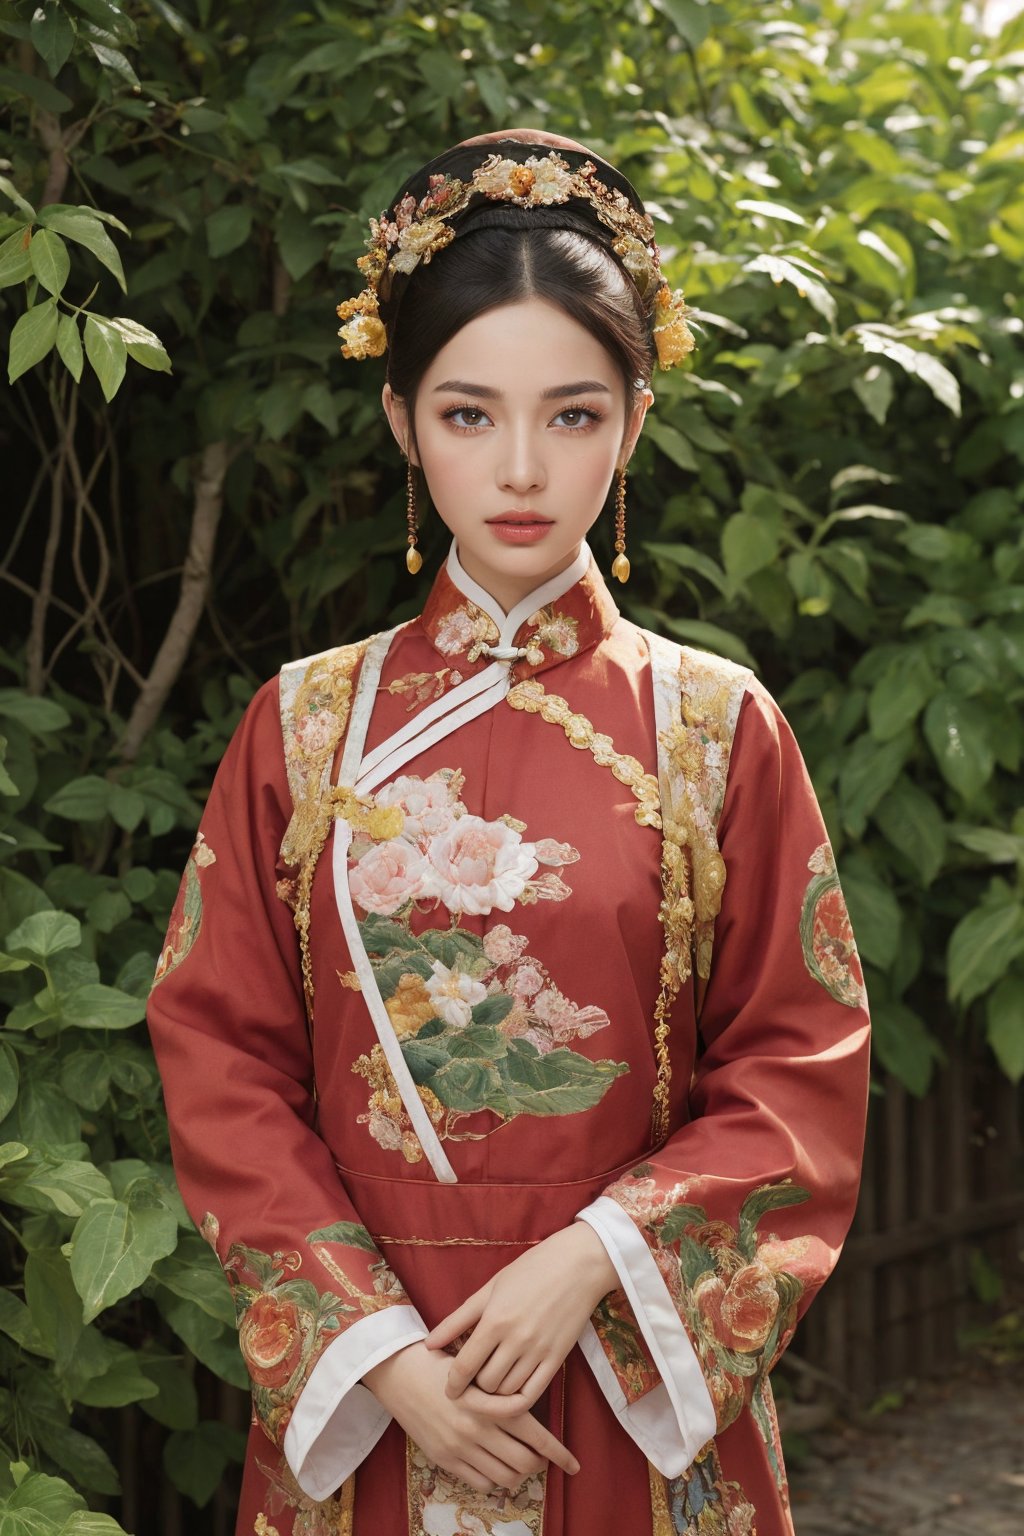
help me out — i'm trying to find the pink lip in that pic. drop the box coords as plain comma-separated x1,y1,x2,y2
486,512,554,524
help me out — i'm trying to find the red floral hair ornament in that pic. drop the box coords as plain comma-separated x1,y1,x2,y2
336,142,696,371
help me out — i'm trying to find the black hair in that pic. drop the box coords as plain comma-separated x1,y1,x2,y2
382,204,655,452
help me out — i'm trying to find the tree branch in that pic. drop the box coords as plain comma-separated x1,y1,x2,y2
117,441,232,762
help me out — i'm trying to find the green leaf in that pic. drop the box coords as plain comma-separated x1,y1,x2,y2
55,314,83,382
869,1002,941,1095
0,690,70,732
721,511,780,586
84,315,127,402
0,1469,84,1528
206,205,253,258
5,909,80,958
0,1037,20,1120
306,1220,378,1253
948,899,1024,1009
8,299,59,385
838,859,902,970
735,198,807,226
745,253,836,323
922,694,995,801
106,316,171,372
0,227,33,288
58,983,147,1030
88,41,140,89
644,417,698,471
70,1189,180,1323
30,2,77,75
150,1249,234,1326
643,541,728,594
652,0,715,47
44,774,113,820
0,1286,51,1357
838,729,914,838
867,653,937,740
0,67,72,115
987,976,1024,1083
1,1150,112,1218
873,777,947,887
137,1348,200,1431
29,229,70,296
858,330,960,416
163,1423,242,1509
33,1422,120,1497
38,205,127,292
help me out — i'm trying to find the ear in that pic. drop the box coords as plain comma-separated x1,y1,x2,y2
381,382,419,465
619,384,655,471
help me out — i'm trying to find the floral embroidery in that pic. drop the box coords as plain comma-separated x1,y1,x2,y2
407,1433,545,1536
592,1287,660,1403
800,843,867,1008
254,1454,354,1536
521,604,580,665
152,832,216,986
648,641,751,1137
431,600,500,662
345,769,628,1161
278,641,372,1013
604,1170,811,1433
383,666,464,710
218,1217,403,1446
650,1444,757,1535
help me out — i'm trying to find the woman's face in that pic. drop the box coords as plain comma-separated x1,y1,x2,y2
382,297,652,613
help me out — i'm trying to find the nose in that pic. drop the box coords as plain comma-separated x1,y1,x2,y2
497,419,546,497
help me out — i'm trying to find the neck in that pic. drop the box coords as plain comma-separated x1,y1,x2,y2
452,541,587,616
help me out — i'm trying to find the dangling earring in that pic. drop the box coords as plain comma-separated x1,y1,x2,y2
405,459,422,574
611,467,630,583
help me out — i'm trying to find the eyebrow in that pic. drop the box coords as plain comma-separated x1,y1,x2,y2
431,378,613,399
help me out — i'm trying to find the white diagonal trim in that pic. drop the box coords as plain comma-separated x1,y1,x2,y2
332,817,458,1183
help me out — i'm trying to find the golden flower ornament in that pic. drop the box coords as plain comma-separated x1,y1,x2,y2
336,148,696,371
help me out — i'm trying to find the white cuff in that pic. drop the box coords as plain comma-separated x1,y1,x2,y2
282,1304,428,1501
575,1196,717,1477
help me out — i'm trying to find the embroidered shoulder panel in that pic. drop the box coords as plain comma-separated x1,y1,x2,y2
645,634,752,1133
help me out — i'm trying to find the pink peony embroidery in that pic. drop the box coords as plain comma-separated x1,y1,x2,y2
424,960,489,1029
422,814,538,915
375,772,458,841
348,839,428,916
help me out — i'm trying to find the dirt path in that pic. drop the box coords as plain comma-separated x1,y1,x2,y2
787,1356,1024,1535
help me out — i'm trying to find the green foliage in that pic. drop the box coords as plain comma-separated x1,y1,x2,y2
1,0,1023,1517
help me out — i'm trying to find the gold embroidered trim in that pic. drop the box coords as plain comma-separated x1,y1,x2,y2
505,678,662,828
278,642,370,1022
371,1234,539,1248
647,1460,675,1536
338,1472,355,1535
649,644,751,1139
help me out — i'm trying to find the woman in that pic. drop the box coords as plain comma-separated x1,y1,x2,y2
147,129,871,1536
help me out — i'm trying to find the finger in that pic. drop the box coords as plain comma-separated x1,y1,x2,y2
465,1445,525,1492
463,1384,531,1418
424,1294,484,1350
493,1352,544,1397
450,1458,494,1496
515,1415,580,1476
503,1356,555,1409
445,1334,500,1399
474,1343,524,1396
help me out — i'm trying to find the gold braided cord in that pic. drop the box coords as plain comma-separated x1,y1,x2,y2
505,679,662,829
371,1234,540,1248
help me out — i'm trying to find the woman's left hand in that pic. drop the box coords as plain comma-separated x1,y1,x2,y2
423,1221,618,1407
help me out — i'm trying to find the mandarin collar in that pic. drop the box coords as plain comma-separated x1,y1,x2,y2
419,537,619,681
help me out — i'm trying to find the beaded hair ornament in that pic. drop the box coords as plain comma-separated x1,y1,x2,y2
335,142,696,370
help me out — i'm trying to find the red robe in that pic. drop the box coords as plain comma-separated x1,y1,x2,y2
148,539,870,1536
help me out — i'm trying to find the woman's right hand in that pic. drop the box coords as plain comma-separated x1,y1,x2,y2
362,1339,579,1495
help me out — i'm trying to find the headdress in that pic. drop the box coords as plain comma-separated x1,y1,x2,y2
335,137,695,371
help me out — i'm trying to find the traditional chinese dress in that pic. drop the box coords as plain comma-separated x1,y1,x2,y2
147,538,871,1536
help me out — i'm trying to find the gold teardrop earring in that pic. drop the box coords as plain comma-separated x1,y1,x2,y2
611,466,630,583
405,458,422,574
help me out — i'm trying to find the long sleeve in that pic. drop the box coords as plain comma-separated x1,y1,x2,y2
146,678,426,1502
575,673,871,1476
